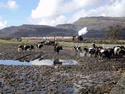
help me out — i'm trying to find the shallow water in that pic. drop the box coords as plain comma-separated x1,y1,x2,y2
0,60,31,65
0,59,78,66
80,53,90,57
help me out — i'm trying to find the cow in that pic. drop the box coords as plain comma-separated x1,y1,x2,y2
74,46,82,52
44,41,55,45
54,46,63,54
113,46,125,58
38,41,45,45
92,43,103,50
92,43,96,48
18,45,34,52
23,45,31,51
35,44,43,49
18,45,24,52
92,43,103,57
88,48,96,57
30,45,34,49
83,47,89,56
98,48,114,60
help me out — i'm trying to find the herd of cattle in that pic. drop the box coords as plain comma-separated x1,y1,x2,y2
18,43,43,52
82,43,125,60
17,41,62,54
73,43,125,60
18,41,125,60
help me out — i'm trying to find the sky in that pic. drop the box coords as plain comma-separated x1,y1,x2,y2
0,0,125,29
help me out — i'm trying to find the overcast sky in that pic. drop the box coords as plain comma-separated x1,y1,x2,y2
0,0,125,29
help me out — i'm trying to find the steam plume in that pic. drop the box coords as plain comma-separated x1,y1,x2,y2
78,27,88,36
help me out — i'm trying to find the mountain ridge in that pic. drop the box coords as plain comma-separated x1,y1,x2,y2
0,16,125,39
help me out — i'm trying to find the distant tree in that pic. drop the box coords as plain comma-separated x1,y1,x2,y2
104,25,122,41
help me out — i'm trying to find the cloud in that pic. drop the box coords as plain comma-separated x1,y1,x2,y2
29,0,125,26
7,0,18,9
0,17,7,29
0,0,18,9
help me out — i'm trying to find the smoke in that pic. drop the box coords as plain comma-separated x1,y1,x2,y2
78,27,88,36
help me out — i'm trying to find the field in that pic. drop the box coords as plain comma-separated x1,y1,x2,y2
0,40,125,93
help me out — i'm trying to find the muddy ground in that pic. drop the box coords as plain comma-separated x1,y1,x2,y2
0,44,125,94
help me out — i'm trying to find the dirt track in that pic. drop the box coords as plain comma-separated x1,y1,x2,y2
0,44,125,93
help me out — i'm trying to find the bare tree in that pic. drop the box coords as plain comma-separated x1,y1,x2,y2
104,25,122,41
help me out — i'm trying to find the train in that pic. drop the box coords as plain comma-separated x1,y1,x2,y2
21,36,82,41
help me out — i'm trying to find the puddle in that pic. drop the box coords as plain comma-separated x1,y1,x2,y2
80,53,84,57
31,59,54,65
80,53,90,57
0,60,31,65
60,60,78,65
0,59,78,66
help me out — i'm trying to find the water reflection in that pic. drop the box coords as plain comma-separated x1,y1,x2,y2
31,59,53,65
0,59,78,66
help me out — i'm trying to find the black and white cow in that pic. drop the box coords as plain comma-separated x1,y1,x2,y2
92,43,96,48
38,41,45,45
35,44,43,49
98,48,113,60
88,48,96,57
74,46,82,52
44,41,55,45
113,46,125,57
18,45,34,52
92,43,103,57
31,45,34,49
54,46,63,54
24,45,31,51
18,45,24,52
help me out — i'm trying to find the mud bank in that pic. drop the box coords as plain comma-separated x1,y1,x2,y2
0,44,125,93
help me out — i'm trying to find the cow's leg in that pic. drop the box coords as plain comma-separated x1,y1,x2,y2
84,51,87,56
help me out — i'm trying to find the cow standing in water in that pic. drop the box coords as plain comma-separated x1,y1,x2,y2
54,45,63,54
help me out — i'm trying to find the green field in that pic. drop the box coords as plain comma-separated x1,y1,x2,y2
0,39,36,44
0,39,125,48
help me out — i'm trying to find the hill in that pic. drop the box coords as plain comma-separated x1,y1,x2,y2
0,16,125,39
0,24,78,38
73,16,125,39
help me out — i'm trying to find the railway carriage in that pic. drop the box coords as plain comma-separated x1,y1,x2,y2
55,36,63,40
48,37,55,40
63,36,74,41
21,36,79,41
